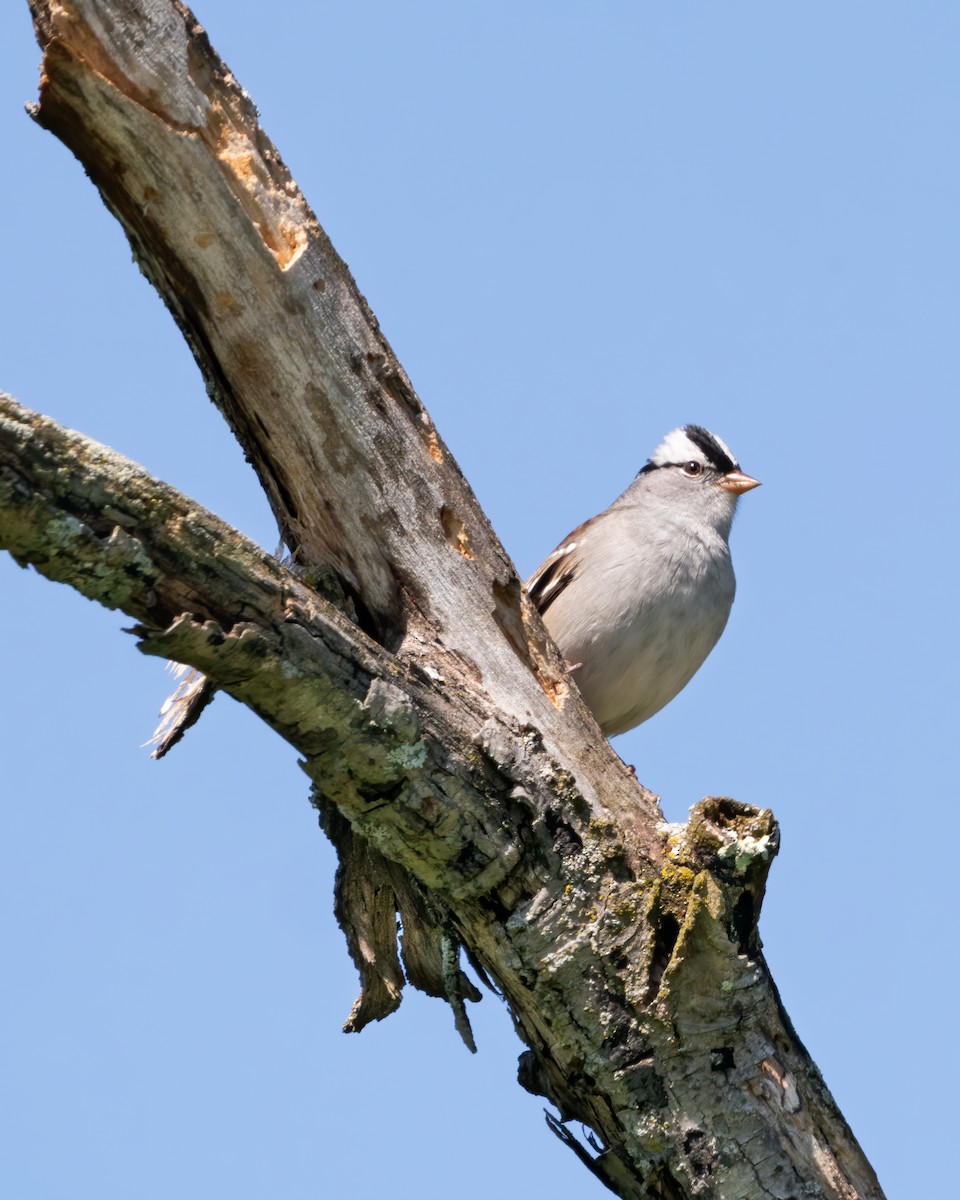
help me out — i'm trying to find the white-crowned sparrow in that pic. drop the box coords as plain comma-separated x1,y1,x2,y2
527,425,759,735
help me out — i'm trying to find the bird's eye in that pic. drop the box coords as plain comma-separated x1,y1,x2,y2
682,461,703,477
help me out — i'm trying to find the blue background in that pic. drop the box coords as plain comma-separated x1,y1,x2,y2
2,3,955,1196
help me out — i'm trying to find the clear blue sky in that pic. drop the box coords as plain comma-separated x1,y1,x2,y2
2,3,955,1196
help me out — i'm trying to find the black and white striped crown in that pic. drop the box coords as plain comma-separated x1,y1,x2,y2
647,425,739,474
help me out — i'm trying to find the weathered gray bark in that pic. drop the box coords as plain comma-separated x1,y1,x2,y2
0,3,886,1197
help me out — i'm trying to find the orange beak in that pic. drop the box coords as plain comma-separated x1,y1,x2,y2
718,470,761,495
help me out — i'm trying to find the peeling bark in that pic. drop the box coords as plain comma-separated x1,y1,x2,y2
0,3,888,1196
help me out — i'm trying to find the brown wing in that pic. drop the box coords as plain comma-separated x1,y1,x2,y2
527,513,599,615
527,547,577,615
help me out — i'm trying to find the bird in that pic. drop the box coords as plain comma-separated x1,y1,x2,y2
526,425,759,735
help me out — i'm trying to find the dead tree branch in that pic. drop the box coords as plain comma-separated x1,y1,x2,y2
0,3,887,1196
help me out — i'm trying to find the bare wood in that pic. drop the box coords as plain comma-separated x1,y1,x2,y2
5,2,888,1196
